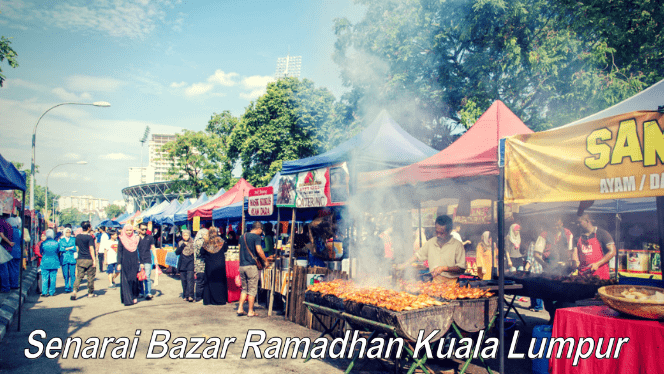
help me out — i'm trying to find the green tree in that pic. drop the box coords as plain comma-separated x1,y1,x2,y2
104,204,125,220
334,0,650,133
159,130,235,196
59,208,84,227
0,35,18,87
224,77,349,187
11,162,58,212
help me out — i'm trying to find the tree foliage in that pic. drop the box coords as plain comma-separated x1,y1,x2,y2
334,0,654,132
224,77,353,187
159,129,235,196
104,204,124,220
59,208,85,227
11,162,58,212
0,35,18,87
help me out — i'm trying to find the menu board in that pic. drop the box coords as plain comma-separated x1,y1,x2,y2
248,186,274,216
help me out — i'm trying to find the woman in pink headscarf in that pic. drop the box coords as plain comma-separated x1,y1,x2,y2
117,224,141,306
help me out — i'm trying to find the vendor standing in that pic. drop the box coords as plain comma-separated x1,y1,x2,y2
398,215,466,284
573,214,616,280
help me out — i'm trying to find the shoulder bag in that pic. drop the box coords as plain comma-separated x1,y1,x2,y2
243,234,265,270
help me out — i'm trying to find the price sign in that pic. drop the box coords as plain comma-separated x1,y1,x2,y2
248,186,274,216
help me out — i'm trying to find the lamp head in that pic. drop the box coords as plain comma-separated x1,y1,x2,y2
92,101,111,107
76,161,88,165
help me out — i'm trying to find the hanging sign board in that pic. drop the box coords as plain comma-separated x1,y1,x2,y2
276,162,349,208
248,186,274,216
193,216,200,232
505,111,664,204
296,168,328,208
0,191,14,215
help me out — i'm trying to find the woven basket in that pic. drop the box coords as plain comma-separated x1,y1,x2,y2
598,285,664,320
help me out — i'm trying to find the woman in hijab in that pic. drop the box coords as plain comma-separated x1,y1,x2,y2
117,224,141,306
475,231,495,280
202,227,228,305
193,228,209,302
175,230,195,302
40,230,61,297
58,228,77,293
506,223,522,271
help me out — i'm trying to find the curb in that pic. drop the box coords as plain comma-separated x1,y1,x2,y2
0,267,39,343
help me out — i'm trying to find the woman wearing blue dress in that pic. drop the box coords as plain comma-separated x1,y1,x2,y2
58,228,77,293
40,230,60,296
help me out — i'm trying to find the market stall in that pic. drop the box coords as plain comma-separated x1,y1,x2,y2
0,153,27,331
503,93,664,371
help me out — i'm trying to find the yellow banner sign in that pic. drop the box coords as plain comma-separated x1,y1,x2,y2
192,216,200,232
505,111,664,204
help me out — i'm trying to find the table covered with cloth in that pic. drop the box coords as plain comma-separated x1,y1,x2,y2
226,260,241,303
550,305,664,374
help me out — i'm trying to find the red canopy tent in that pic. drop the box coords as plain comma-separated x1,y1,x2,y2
359,100,533,190
188,179,254,220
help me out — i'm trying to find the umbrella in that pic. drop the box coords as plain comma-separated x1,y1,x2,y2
96,219,122,229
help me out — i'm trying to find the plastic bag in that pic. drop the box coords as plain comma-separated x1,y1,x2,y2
234,274,242,288
137,269,147,281
0,248,12,264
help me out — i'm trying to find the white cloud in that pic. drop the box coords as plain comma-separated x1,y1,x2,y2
185,83,214,97
240,89,266,101
100,153,135,161
170,81,187,88
7,78,48,92
242,75,274,89
62,153,81,160
207,70,238,87
0,0,185,39
66,75,126,92
52,87,93,102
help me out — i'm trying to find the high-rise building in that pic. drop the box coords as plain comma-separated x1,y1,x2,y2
58,195,109,213
275,55,302,79
149,133,177,182
128,166,155,186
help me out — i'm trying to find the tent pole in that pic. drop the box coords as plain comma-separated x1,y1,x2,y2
657,197,664,280
614,213,621,279
418,202,422,249
497,168,506,374
285,208,296,320
18,189,26,332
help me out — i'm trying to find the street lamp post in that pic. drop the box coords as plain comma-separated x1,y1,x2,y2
30,101,109,238
45,161,88,226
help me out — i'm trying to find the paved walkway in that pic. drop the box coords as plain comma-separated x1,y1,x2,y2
0,268,555,373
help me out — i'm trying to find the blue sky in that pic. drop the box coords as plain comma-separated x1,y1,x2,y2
0,0,366,204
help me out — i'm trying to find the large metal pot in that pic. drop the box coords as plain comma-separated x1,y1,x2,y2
326,261,342,271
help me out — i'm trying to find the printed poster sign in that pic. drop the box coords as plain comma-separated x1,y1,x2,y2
248,186,274,216
193,216,201,232
0,191,14,215
296,168,328,208
328,163,349,205
276,174,296,207
505,111,664,203
277,162,349,208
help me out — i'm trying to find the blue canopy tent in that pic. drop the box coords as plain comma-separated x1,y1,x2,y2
0,154,27,191
517,198,657,216
162,199,190,226
174,193,209,225
281,110,438,174
114,212,131,222
151,199,181,225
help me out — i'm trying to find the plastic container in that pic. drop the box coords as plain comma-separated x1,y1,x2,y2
627,250,650,273
295,257,308,268
532,325,553,374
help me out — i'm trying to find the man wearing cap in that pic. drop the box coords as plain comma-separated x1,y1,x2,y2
398,215,467,284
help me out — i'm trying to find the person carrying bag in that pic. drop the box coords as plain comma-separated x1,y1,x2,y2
236,222,267,317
